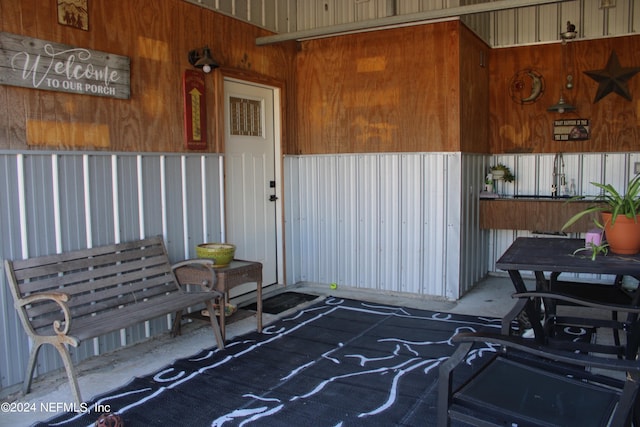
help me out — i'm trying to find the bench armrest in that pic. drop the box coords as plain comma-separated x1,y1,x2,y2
17,292,73,337
172,259,218,291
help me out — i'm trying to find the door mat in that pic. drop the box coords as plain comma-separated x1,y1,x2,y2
243,291,319,314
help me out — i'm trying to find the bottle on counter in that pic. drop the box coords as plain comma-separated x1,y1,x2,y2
484,173,493,193
569,179,576,196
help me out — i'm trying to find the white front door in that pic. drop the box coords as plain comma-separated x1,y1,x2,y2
223,78,280,295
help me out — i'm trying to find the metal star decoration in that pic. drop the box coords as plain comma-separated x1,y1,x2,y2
584,51,640,102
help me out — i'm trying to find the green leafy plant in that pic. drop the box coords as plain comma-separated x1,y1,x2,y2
572,224,608,260
490,163,515,183
573,241,608,261
562,174,640,231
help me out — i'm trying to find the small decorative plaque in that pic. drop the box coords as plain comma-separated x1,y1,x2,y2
553,119,590,141
57,0,89,31
183,70,207,150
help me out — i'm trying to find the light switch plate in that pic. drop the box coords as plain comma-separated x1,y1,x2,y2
635,162,640,174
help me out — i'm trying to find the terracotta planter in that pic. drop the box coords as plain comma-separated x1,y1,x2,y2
602,212,640,255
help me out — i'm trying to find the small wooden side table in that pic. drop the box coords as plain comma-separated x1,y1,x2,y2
174,259,263,341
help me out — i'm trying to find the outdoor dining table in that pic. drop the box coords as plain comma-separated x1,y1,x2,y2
496,237,640,358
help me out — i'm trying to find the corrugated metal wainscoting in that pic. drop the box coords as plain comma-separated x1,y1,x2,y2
6,149,634,395
283,152,490,302
0,151,223,395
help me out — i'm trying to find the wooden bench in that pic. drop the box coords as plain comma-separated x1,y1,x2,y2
4,236,225,404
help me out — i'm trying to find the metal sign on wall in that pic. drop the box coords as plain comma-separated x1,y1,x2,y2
182,70,207,149
553,119,590,141
0,31,130,99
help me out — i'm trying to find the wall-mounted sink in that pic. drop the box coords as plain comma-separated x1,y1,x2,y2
512,195,571,199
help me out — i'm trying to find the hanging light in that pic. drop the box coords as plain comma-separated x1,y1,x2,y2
547,96,576,113
548,21,577,114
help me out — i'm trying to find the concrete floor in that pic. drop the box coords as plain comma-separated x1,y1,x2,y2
0,274,530,426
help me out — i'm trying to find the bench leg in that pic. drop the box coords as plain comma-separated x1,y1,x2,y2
54,342,83,405
22,341,43,396
25,340,83,405
205,299,225,350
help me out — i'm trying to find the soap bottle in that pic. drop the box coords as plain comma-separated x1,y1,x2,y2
569,179,576,197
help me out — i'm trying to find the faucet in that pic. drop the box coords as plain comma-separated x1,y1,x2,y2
553,152,566,198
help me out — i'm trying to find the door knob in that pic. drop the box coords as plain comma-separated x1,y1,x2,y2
269,195,278,202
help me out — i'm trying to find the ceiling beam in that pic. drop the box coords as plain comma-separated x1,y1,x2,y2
256,0,571,45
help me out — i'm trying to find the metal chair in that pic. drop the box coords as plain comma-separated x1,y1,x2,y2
438,332,640,427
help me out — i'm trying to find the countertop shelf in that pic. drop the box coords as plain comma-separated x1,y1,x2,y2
479,198,603,232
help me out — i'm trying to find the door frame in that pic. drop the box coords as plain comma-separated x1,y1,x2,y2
218,71,285,288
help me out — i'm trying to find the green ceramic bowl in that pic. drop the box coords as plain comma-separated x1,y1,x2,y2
195,243,236,267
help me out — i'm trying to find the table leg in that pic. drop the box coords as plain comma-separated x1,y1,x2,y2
219,302,226,342
624,281,640,359
538,271,560,316
533,270,550,290
508,270,545,343
257,279,262,332
171,311,183,337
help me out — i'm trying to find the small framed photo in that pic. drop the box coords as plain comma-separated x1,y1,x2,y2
57,0,89,31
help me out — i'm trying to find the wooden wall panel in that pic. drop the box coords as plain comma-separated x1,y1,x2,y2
293,21,462,155
0,0,296,153
480,199,602,232
489,35,640,154
460,26,490,153
3,0,636,157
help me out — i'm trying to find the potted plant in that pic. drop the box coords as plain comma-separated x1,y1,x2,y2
572,226,608,260
562,174,640,255
490,163,515,183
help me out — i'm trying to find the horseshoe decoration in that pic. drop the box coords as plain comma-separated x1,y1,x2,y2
509,69,545,104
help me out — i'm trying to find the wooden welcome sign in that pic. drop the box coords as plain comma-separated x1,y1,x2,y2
0,31,130,99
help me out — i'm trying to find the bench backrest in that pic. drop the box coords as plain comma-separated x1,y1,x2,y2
5,236,180,333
